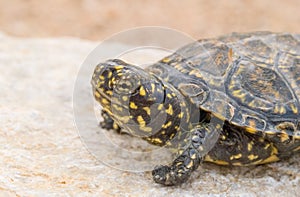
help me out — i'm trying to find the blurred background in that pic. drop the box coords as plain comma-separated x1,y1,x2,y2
0,0,299,40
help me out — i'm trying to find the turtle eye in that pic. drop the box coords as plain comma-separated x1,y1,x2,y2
114,76,139,95
117,78,133,92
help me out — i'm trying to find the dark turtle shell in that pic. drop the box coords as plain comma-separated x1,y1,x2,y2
147,32,300,142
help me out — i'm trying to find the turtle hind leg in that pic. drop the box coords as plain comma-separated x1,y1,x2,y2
152,126,218,186
269,122,300,157
100,109,121,133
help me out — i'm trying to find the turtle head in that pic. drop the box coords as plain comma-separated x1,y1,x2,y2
92,59,190,145
92,59,164,114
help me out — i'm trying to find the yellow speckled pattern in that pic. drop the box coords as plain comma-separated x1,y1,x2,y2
91,32,300,185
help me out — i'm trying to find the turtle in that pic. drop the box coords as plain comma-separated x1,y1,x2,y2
91,32,300,186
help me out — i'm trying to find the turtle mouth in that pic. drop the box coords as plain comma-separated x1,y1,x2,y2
93,85,130,113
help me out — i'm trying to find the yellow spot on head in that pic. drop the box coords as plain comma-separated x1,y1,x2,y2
166,104,173,115
162,121,172,129
139,86,146,96
137,115,146,127
130,102,138,109
143,107,151,115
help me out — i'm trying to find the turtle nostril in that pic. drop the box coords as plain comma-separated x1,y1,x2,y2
121,83,127,89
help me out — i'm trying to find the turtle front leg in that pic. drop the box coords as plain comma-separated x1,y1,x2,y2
100,109,121,133
152,125,220,186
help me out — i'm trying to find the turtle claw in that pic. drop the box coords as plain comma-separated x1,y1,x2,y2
152,162,194,186
152,166,171,185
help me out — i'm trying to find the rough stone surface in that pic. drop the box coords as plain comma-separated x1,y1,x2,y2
0,32,299,196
